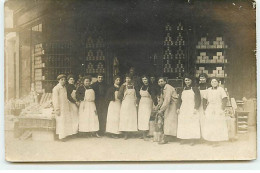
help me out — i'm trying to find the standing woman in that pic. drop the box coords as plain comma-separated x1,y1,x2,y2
118,74,139,140
138,75,158,141
197,73,210,140
176,74,201,143
52,74,74,141
66,75,79,135
203,78,229,143
105,76,121,138
76,76,100,137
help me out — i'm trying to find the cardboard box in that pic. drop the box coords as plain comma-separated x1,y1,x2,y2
216,37,222,41
219,56,224,60
213,41,218,45
201,37,207,41
200,60,206,63
197,56,202,60
199,67,205,70
217,59,224,63
206,59,211,63
225,59,228,63
217,52,223,56
196,45,201,49
217,45,223,48
213,45,217,48
219,70,224,74
200,52,206,56
213,56,218,60
203,70,208,74
213,70,218,74
201,45,207,49
216,67,223,70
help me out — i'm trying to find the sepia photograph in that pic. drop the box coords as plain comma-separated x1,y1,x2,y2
3,0,257,162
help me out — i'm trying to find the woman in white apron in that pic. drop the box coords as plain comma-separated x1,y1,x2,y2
203,78,229,142
197,73,211,140
138,75,158,141
118,74,138,140
76,76,100,137
177,75,201,143
52,74,74,141
106,76,121,138
66,75,79,135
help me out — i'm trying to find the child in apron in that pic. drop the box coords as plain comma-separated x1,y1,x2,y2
118,75,138,140
177,75,201,144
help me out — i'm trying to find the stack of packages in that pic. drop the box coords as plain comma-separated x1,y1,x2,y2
86,62,95,74
196,37,228,49
86,50,95,61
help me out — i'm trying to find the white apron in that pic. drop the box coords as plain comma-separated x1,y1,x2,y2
177,88,201,139
106,91,121,134
204,88,229,141
79,89,99,132
138,88,153,131
119,86,138,131
52,84,74,139
199,89,207,139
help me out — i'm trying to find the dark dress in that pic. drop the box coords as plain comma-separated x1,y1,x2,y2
91,81,108,135
67,84,77,104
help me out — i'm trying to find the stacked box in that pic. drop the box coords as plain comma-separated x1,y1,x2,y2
164,33,174,46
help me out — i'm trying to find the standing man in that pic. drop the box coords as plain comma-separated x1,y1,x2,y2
91,73,108,136
129,67,141,91
156,77,178,144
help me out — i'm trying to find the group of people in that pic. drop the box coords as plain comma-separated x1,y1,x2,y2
52,67,229,145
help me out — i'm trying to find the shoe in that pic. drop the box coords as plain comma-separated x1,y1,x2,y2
144,137,149,141
124,135,128,140
158,140,168,145
112,135,119,139
95,133,101,138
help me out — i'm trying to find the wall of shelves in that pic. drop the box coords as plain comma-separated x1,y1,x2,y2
33,41,73,93
195,36,229,86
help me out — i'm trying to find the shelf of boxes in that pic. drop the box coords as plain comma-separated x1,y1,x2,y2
85,36,106,75
236,111,250,134
196,37,228,49
195,52,228,64
162,22,186,78
195,36,228,86
195,66,227,78
33,42,72,93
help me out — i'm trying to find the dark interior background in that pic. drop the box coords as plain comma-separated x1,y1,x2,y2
6,0,256,99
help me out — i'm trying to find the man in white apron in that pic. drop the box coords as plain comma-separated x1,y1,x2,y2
157,77,178,144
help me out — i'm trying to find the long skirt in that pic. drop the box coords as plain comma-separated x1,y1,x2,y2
79,101,99,132
203,104,229,141
106,100,121,134
69,102,79,134
119,98,138,131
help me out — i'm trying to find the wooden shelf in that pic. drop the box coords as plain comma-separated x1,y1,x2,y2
196,48,228,50
195,63,229,65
